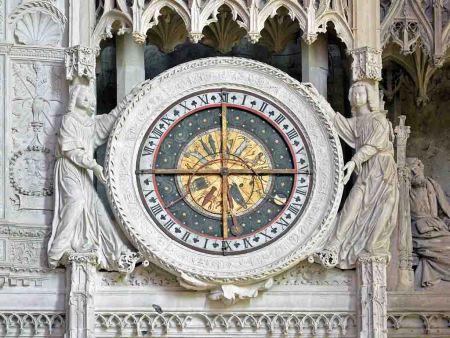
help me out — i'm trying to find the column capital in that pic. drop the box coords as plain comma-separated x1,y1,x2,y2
349,47,382,82
65,45,97,81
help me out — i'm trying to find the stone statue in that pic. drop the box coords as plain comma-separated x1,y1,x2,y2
407,157,450,287
47,84,136,271
318,80,399,269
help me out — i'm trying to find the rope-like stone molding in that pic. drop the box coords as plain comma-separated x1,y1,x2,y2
105,57,343,284
8,0,67,26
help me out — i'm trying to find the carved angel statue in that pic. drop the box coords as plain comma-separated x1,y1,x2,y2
318,80,399,269
407,158,450,286
47,84,137,271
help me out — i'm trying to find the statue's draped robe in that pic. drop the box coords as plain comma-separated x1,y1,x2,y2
327,112,399,269
47,111,130,270
410,178,450,286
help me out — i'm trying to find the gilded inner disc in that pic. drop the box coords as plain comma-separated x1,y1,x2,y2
177,128,273,218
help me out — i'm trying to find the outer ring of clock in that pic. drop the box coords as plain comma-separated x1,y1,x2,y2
106,57,343,284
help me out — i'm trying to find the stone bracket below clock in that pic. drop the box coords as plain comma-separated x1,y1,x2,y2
178,272,274,304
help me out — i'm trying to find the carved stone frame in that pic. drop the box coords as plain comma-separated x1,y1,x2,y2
105,57,343,285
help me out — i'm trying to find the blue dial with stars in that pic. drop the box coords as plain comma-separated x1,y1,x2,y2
136,89,312,255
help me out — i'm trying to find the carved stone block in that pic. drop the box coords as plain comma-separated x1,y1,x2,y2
8,61,67,217
350,47,382,82
65,46,96,80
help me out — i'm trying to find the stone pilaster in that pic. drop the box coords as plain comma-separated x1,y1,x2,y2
394,116,414,290
357,255,388,338
66,253,97,338
302,34,328,97
116,33,145,102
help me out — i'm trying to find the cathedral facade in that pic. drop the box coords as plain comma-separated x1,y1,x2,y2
1,1,450,337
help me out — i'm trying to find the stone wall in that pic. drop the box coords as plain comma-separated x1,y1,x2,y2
386,64,450,195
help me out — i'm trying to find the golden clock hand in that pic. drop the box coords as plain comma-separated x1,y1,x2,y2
136,168,310,175
222,174,229,239
136,168,221,175
221,100,228,164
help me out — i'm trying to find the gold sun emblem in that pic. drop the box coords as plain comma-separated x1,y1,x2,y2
177,128,273,218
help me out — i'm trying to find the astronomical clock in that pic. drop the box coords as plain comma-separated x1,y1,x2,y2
106,58,343,288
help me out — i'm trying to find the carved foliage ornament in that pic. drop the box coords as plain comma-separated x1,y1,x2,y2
105,57,343,286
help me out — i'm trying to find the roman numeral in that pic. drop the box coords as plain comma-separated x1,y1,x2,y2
219,92,229,103
142,145,154,156
296,185,308,195
260,232,273,241
297,163,309,171
149,127,163,139
286,128,299,140
203,238,209,249
276,217,290,229
260,101,269,113
274,114,286,124
296,146,305,155
181,231,191,242
160,116,174,126
179,101,190,112
163,219,175,230
243,238,253,249
222,240,233,251
150,204,163,215
197,94,209,105
241,94,248,105
287,203,302,215
143,188,154,198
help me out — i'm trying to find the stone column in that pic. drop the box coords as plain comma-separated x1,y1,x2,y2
301,34,328,97
350,0,382,91
394,116,413,290
116,34,145,102
66,253,98,338
350,2,388,337
357,255,388,338
64,2,98,338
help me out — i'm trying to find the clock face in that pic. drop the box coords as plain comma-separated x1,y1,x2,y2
136,90,312,255
107,58,342,283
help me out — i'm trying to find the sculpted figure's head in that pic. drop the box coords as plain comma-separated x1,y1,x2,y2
407,157,426,187
349,81,378,116
68,84,96,116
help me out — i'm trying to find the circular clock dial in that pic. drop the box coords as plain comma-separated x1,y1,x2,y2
136,89,313,255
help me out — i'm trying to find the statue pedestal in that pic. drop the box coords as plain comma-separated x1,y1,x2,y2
357,255,388,338
66,253,97,338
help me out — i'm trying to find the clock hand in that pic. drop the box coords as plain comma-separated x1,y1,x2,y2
222,174,229,239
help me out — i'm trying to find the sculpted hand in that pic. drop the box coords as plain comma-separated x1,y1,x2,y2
343,160,356,185
93,164,107,185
